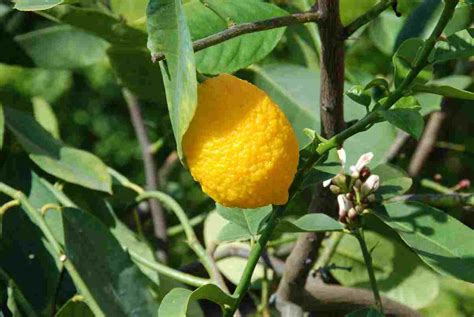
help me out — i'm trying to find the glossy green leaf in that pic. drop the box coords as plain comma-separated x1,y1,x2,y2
61,207,159,316
158,284,236,316
444,3,473,36
147,0,198,160
331,230,439,309
184,0,287,74
412,83,474,100
276,214,343,234
14,0,62,11
252,63,397,166
45,5,147,46
4,107,112,193
32,97,60,139
372,164,412,200
15,25,108,69
216,204,272,237
346,85,372,107
381,107,424,139
369,12,404,55
393,38,433,88
56,297,94,317
346,308,385,317
375,202,474,283
110,0,148,23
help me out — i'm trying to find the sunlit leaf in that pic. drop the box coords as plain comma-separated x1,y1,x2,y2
14,0,62,11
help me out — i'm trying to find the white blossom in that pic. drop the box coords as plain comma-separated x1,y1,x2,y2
361,174,380,196
350,152,374,177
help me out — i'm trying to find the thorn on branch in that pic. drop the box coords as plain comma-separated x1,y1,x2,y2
391,1,401,17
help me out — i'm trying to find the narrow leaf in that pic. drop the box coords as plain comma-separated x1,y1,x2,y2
32,97,60,139
4,107,112,193
158,284,236,316
375,202,474,283
147,0,198,160
412,83,474,101
276,214,343,233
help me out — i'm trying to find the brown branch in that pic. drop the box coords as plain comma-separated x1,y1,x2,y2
301,275,422,316
122,88,168,262
342,0,397,39
276,0,344,313
383,131,410,162
408,108,448,177
151,11,322,62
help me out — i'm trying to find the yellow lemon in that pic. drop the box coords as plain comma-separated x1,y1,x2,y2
183,74,299,209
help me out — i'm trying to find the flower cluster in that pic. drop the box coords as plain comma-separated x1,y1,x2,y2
324,150,380,224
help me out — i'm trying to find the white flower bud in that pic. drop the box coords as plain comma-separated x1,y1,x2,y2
361,174,380,197
337,194,353,217
350,152,374,177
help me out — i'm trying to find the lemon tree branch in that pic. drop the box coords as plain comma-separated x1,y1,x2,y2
224,0,459,314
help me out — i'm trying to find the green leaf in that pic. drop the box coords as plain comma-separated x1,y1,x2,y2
158,284,236,316
4,107,112,193
147,0,198,161
252,63,397,166
45,5,147,46
375,202,474,283
412,83,474,101
416,75,472,115
107,46,165,102
346,308,385,317
393,38,433,88
444,3,473,36
14,0,62,11
56,297,94,317
0,63,71,103
216,204,272,237
331,230,439,309
381,107,424,139
340,0,378,26
0,102,3,149
61,207,160,316
276,214,343,233
184,0,287,74
15,25,108,69
217,222,253,242
0,155,62,316
433,28,474,63
369,12,404,55
346,85,371,107
32,97,60,139
372,164,412,200
110,0,148,23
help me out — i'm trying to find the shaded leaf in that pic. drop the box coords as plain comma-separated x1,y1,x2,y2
444,4,473,36
393,38,432,88
216,204,272,237
433,28,474,63
185,0,287,74
0,102,3,149
346,85,371,107
217,222,252,242
340,0,378,26
110,0,148,23
61,207,160,316
372,164,412,200
45,5,147,46
276,214,343,233
147,0,197,160
158,284,236,316
375,202,474,283
14,0,62,11
4,107,112,193
15,25,108,69
381,107,424,139
107,46,165,102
